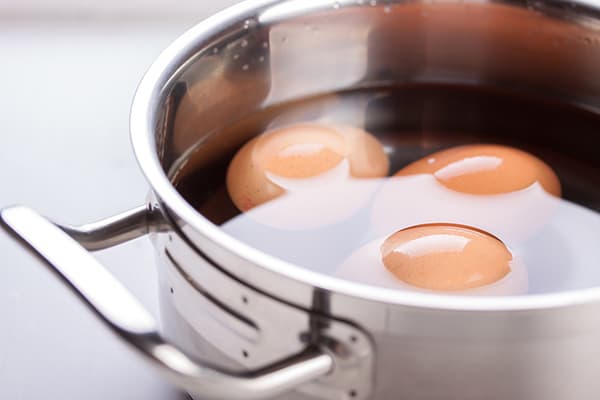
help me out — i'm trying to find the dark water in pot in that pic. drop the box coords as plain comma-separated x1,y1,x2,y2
174,84,600,295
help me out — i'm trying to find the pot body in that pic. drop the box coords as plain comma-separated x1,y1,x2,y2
154,224,600,400
129,0,600,399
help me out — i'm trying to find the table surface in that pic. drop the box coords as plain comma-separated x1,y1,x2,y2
0,4,240,398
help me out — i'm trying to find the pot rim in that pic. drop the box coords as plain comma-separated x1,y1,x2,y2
130,0,600,312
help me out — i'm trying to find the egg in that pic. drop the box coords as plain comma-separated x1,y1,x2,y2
337,223,528,295
226,123,389,212
381,224,512,290
395,144,561,196
369,173,558,244
371,144,561,243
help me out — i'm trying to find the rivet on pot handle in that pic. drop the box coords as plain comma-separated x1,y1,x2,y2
0,206,334,400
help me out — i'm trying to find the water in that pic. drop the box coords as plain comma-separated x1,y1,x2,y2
175,84,600,295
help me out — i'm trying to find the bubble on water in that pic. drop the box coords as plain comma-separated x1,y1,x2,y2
383,5,391,13
333,1,341,9
233,53,240,60
369,0,377,6
243,19,256,30
242,64,249,71
212,47,219,54
241,39,248,48
262,41,269,48
259,56,265,62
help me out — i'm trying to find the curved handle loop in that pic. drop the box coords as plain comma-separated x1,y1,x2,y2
0,206,333,400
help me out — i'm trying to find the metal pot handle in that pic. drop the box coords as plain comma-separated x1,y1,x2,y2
0,205,334,400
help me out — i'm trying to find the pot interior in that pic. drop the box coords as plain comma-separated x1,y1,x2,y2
152,0,600,295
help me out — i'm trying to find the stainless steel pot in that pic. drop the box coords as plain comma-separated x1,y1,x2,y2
3,0,600,399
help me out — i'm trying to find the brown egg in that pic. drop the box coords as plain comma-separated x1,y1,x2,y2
226,123,389,212
368,173,558,244
395,144,561,196
381,224,512,291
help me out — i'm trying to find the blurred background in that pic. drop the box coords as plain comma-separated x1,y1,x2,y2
0,1,240,399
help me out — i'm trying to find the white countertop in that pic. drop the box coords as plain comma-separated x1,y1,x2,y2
0,4,239,398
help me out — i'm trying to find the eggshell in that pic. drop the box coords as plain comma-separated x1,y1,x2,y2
226,123,389,221
336,234,528,296
395,144,561,196
380,224,512,291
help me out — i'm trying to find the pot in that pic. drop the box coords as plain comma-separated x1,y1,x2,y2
3,0,600,399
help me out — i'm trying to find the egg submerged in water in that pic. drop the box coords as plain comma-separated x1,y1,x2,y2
381,224,512,291
224,123,389,229
226,123,389,211
371,144,562,243
337,223,528,295
395,144,561,196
